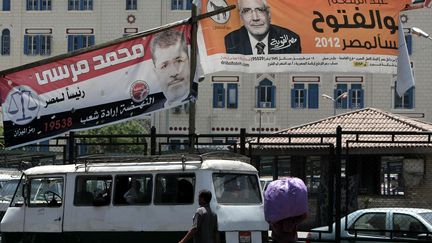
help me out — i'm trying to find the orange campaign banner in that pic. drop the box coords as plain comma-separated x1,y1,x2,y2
197,0,412,74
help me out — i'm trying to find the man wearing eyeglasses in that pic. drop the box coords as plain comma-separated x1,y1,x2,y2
225,0,301,55
150,28,190,107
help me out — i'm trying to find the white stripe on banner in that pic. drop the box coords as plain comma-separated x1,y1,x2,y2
396,19,415,97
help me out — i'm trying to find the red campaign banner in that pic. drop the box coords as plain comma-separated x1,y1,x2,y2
0,24,195,149
197,0,412,74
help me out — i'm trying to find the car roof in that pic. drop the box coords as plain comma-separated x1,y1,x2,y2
354,208,432,214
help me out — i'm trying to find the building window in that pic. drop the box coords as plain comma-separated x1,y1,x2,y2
256,79,275,108
291,83,319,109
349,84,364,109
1,29,10,55
213,83,238,109
67,35,95,52
291,76,320,109
380,156,404,196
171,0,192,10
126,0,137,10
394,84,414,109
334,81,363,109
68,0,93,11
24,34,52,56
26,0,51,10
2,0,10,11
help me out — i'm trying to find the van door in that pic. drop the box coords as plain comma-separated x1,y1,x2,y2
24,175,65,232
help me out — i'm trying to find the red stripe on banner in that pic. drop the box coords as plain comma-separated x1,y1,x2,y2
0,25,192,103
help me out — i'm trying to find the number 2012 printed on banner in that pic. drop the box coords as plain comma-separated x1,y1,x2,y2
315,37,341,48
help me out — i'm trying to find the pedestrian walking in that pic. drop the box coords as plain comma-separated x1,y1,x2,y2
179,190,219,243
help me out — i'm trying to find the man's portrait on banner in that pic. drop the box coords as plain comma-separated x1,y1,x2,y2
224,0,301,55
151,28,190,107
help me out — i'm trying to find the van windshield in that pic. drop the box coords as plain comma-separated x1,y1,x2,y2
212,173,261,204
0,179,20,202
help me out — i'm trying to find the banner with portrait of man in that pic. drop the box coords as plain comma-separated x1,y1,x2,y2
197,0,413,74
0,24,196,149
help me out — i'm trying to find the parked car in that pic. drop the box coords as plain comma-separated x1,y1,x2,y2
307,208,432,242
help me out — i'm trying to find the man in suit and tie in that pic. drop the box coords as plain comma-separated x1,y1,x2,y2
225,0,301,55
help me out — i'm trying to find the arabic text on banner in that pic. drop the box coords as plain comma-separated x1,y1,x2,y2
0,25,194,149
197,0,411,74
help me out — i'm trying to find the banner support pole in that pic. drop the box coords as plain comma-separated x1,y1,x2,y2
189,4,198,153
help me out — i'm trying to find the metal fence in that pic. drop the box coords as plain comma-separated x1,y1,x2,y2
1,126,432,242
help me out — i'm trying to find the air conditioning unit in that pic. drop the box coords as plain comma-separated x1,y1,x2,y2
260,102,272,108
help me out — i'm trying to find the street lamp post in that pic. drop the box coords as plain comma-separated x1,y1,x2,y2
322,92,348,116
411,27,432,41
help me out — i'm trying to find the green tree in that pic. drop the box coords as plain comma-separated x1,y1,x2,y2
77,119,150,155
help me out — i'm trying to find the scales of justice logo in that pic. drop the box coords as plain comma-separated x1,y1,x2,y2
207,0,230,24
4,86,40,125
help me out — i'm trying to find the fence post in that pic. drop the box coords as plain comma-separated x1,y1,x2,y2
150,126,156,155
68,132,75,164
240,128,246,155
335,126,342,243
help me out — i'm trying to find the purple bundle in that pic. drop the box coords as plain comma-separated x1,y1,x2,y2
264,177,308,224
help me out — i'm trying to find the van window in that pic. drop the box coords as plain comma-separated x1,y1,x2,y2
74,176,112,206
11,178,24,207
0,179,20,204
29,177,63,207
114,175,152,205
213,173,261,204
154,174,195,204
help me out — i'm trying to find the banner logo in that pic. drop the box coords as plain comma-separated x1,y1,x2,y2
130,80,150,103
207,0,230,24
5,86,40,125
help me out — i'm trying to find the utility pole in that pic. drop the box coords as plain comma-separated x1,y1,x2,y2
188,4,198,152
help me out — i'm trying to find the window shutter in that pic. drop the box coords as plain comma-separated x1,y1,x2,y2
256,86,260,108
213,84,224,108
80,0,84,10
24,35,29,55
348,89,353,108
47,35,52,55
308,84,319,109
407,87,414,109
222,87,226,108
271,85,276,108
336,84,347,109
359,89,364,108
186,0,192,10
234,84,238,108
77,35,84,49
3,0,11,11
291,88,296,108
89,35,95,46
35,35,41,55
406,34,412,55
67,35,73,52
212,84,219,108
